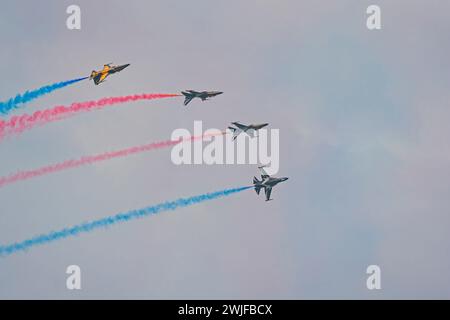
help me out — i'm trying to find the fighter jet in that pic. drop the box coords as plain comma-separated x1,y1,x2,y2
228,122,269,141
253,165,288,201
89,63,130,85
181,90,223,106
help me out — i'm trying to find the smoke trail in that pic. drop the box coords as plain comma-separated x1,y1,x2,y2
0,77,88,115
0,93,180,139
0,186,252,256
0,132,224,189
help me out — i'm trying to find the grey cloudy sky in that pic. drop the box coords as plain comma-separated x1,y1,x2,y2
0,0,449,299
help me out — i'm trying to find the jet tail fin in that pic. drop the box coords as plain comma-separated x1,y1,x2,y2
253,176,262,195
228,126,242,141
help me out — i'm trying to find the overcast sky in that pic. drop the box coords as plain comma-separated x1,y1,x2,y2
1,0,449,299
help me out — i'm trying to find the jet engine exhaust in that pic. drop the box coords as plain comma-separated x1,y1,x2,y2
0,186,252,256
0,93,181,140
0,132,224,189
0,77,88,116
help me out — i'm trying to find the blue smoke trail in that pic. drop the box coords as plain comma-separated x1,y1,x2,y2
0,186,252,256
0,77,88,115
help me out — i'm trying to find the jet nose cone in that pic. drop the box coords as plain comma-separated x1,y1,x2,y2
282,177,289,181
123,64,130,68
216,91,224,95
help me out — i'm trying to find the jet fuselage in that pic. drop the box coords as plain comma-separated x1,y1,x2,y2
231,122,268,130
260,176,288,188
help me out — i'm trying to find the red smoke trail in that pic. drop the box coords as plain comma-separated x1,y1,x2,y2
0,93,180,139
0,132,224,189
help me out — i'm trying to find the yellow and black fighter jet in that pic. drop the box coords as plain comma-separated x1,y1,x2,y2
89,63,130,85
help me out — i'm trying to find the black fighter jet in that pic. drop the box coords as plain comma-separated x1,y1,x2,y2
181,90,223,106
253,165,289,201
228,122,269,141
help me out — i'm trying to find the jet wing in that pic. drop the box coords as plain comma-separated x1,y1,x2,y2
265,187,272,201
233,122,249,131
184,96,194,106
94,72,108,85
245,129,256,138
228,126,242,141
